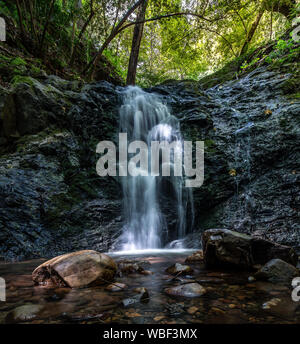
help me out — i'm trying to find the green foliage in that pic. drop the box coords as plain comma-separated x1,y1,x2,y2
10,57,27,67
1,0,298,86
240,57,260,70
265,38,300,64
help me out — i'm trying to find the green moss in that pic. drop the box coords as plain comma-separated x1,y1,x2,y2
281,77,300,95
10,57,27,67
11,75,35,87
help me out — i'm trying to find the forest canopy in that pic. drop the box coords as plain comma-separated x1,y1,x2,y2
0,0,299,86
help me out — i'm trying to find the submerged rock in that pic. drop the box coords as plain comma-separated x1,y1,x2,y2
133,287,149,301
166,263,193,275
262,298,282,310
202,229,297,269
185,250,203,263
255,259,299,285
105,282,127,292
32,250,117,288
117,259,151,275
6,304,43,323
165,282,206,297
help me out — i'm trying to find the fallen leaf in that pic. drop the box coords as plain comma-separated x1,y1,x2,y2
264,109,272,115
154,315,165,321
229,169,237,177
187,306,198,314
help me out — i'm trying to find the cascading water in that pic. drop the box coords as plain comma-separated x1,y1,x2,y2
119,86,193,251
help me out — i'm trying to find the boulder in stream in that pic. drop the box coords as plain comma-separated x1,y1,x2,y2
202,229,298,269
255,259,299,285
32,250,117,288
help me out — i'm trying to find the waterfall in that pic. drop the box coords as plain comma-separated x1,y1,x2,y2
119,86,193,251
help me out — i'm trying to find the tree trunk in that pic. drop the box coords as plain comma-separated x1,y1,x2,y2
85,0,144,79
39,0,56,55
239,9,265,56
70,0,94,66
126,0,148,85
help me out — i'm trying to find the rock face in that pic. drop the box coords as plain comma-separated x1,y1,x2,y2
202,229,297,269
0,63,299,260
255,258,299,285
151,66,300,251
32,250,117,288
0,78,122,261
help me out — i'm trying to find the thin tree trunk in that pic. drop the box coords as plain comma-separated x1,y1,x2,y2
70,0,94,65
82,0,144,78
126,0,148,85
28,0,38,41
39,0,56,55
240,9,265,56
16,0,26,40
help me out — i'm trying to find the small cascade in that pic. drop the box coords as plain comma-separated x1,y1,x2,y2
119,86,193,251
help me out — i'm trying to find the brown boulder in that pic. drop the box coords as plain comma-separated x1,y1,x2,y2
185,250,203,263
32,250,117,288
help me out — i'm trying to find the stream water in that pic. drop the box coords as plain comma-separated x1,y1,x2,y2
1,252,299,324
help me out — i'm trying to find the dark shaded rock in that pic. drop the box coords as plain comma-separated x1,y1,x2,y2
255,259,299,285
202,229,253,268
165,282,206,297
2,80,67,138
32,250,117,288
202,229,297,269
251,236,298,266
0,78,122,261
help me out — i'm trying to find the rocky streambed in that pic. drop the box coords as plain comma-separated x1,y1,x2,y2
0,230,299,325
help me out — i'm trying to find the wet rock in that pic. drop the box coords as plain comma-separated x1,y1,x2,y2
166,263,193,275
262,298,281,310
141,270,154,275
117,260,151,275
255,259,299,285
202,229,253,268
32,250,117,288
185,250,203,263
105,282,127,292
6,304,43,323
121,287,150,307
165,303,185,316
165,282,206,297
202,229,298,269
133,287,149,301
